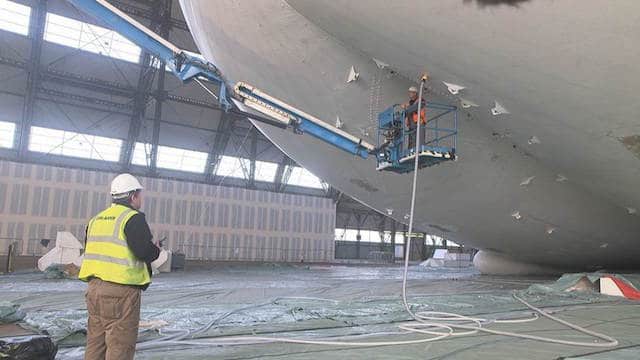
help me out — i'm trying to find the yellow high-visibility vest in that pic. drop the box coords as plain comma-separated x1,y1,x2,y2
79,204,150,286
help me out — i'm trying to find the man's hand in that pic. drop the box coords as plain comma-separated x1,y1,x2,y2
154,236,167,249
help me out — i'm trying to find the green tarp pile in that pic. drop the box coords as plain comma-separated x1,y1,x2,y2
0,301,25,324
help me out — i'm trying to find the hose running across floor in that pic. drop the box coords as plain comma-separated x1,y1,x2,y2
134,79,619,352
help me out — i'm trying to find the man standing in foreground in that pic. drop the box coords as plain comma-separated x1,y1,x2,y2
79,173,160,360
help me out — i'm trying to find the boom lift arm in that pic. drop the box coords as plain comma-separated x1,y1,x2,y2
68,0,456,169
67,0,374,159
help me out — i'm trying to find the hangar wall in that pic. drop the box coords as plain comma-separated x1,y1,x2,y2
0,160,336,262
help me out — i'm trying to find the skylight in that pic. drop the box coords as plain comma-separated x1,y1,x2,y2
131,142,152,167
215,155,248,179
44,12,141,63
0,121,16,148
0,0,30,36
254,160,278,182
286,166,324,189
28,126,122,161
156,144,208,173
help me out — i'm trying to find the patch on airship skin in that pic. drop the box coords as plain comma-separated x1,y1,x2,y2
555,174,568,183
491,101,510,116
349,178,379,192
520,176,535,187
619,135,640,160
443,81,465,95
372,58,389,69
460,98,478,109
545,225,556,235
346,66,359,83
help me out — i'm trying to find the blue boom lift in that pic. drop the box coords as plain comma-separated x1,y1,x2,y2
67,0,457,173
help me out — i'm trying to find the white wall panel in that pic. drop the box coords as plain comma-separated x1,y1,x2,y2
0,159,335,262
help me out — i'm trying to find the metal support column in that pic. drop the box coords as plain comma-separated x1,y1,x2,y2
273,155,293,192
148,0,172,174
355,214,361,260
120,0,171,170
149,64,166,174
248,126,258,188
16,0,46,158
390,219,396,263
377,215,386,251
120,52,155,169
205,111,236,180
402,224,408,261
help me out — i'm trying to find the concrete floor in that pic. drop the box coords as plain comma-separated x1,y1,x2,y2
1,264,639,359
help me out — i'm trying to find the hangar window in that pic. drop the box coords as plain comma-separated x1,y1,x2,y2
285,166,324,189
447,240,462,248
44,13,141,63
156,145,207,173
0,0,30,36
131,142,152,167
335,229,426,245
216,155,248,179
0,121,16,148
28,126,122,161
335,229,399,242
215,156,278,182
427,234,445,247
255,161,278,182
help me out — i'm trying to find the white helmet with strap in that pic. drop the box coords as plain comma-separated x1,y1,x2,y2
110,173,143,198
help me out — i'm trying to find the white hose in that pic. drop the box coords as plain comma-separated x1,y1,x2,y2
135,79,619,351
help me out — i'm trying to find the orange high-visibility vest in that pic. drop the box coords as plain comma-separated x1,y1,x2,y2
406,107,426,127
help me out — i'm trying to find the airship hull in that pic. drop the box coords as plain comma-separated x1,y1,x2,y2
179,0,640,273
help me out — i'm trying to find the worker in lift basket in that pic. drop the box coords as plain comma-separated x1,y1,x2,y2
402,85,427,152
78,173,160,360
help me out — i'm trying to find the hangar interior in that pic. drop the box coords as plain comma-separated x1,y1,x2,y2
0,0,638,359
0,0,434,268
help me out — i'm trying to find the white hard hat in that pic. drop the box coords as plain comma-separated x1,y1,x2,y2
110,173,143,196
408,86,418,92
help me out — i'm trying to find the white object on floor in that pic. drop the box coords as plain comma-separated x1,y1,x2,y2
599,277,625,298
433,249,447,259
151,249,172,274
139,319,169,330
419,250,473,268
37,232,84,272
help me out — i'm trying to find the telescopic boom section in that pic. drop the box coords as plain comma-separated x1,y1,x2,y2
234,83,374,159
68,0,375,159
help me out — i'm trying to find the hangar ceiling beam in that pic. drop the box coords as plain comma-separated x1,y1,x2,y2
109,0,189,31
